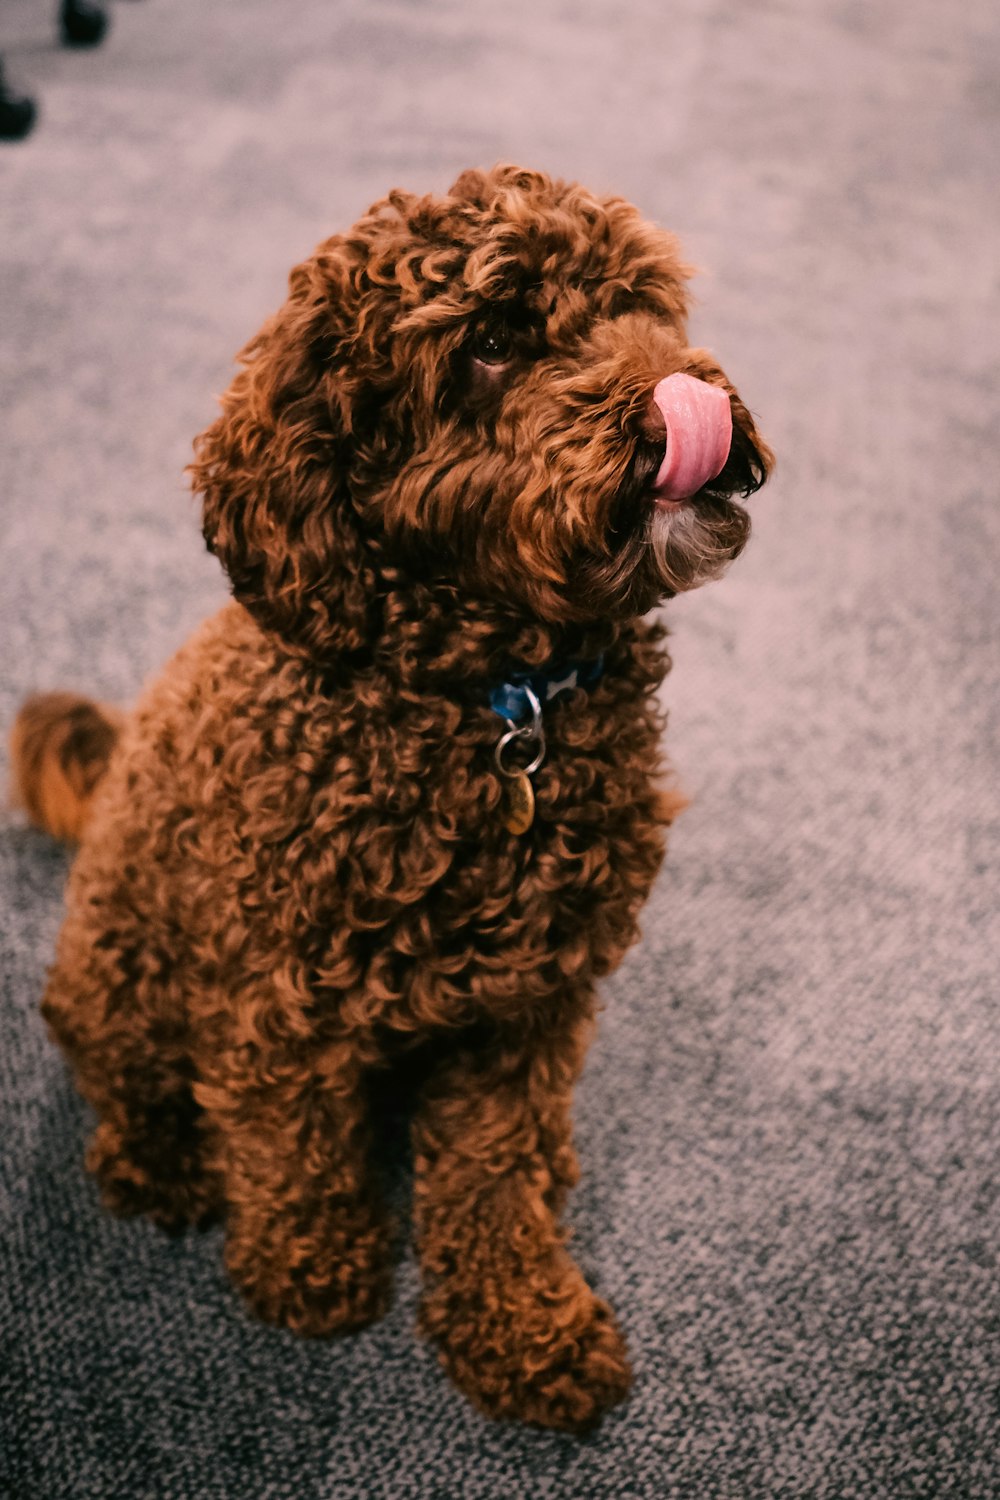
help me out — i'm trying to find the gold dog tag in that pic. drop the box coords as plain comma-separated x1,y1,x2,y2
503,771,535,834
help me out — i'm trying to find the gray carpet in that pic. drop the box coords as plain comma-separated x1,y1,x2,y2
2,1,998,1496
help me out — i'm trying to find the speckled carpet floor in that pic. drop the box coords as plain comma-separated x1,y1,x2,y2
1,1,998,1496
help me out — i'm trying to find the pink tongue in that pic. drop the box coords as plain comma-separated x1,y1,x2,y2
651,372,733,502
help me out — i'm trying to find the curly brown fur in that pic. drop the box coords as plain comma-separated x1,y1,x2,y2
14,165,771,1431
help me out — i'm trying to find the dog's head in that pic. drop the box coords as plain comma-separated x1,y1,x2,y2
192,165,773,655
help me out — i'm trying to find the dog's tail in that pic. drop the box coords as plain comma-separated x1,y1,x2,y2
10,693,124,842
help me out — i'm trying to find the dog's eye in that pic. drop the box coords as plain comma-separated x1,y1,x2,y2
472,326,513,366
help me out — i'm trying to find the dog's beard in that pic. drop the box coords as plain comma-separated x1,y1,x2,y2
575,469,751,618
647,491,751,595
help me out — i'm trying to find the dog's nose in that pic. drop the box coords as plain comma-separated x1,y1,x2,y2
648,372,733,501
638,398,667,446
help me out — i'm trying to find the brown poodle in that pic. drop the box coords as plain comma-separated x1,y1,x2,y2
12,165,771,1432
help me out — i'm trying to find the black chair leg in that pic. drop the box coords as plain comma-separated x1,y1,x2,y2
0,58,38,140
60,0,110,47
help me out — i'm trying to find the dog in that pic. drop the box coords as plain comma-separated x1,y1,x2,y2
12,164,772,1431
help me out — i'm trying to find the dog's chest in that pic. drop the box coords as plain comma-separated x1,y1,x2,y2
345,682,652,853
290,678,667,1017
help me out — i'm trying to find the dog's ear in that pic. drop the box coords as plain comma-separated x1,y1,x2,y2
191,243,377,658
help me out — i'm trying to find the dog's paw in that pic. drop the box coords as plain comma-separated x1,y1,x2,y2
225,1227,392,1337
86,1120,219,1232
420,1275,631,1432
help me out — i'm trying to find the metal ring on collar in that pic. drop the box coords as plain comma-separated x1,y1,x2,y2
494,684,545,777
495,724,545,778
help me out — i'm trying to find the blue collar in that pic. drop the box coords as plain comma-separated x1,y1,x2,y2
488,655,605,723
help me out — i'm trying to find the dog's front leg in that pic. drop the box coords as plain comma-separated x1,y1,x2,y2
412,1016,630,1431
201,1045,391,1337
